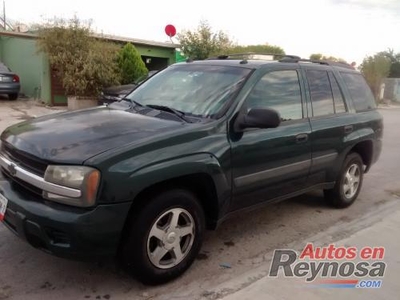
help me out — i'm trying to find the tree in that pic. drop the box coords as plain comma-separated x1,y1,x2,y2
309,53,347,63
310,53,323,60
177,20,233,60
226,44,285,56
377,49,400,78
37,16,120,97
117,43,148,84
360,54,391,101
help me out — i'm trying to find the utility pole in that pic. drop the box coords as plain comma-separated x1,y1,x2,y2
2,0,5,30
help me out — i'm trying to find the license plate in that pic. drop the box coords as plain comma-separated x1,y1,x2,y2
0,77,11,82
0,193,8,221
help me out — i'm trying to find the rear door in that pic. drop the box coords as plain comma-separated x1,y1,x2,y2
302,67,358,185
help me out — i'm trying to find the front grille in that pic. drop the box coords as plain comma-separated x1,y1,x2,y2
1,142,48,176
2,169,43,197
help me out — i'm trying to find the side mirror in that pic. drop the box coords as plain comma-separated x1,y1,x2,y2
234,108,281,131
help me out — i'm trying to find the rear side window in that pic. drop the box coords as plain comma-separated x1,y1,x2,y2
306,70,334,116
328,72,346,113
340,73,376,111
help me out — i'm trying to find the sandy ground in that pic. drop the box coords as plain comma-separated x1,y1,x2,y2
0,99,399,300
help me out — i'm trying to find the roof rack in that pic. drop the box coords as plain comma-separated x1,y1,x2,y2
207,52,301,61
206,53,355,70
279,57,355,70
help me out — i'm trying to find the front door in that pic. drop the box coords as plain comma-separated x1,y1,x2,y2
229,68,312,212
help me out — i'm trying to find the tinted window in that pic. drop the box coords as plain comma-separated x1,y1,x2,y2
307,70,334,116
246,70,302,121
341,73,376,111
328,72,346,113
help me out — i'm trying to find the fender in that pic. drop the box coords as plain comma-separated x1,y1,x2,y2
130,153,230,200
323,130,360,182
97,152,231,208
326,127,375,182
346,127,379,173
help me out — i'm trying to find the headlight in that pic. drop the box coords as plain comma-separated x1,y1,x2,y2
43,165,100,207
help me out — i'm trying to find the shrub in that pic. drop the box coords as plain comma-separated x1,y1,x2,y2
37,16,120,97
117,43,148,84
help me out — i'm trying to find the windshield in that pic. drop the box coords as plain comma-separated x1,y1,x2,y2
125,64,251,118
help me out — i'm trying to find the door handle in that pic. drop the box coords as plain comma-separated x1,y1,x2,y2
344,125,353,134
296,133,308,143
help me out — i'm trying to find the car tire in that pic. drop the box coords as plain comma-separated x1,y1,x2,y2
120,189,205,285
324,152,364,208
8,93,18,100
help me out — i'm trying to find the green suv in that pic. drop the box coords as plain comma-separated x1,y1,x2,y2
0,55,383,284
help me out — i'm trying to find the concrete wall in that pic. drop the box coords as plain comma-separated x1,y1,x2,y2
0,34,51,101
383,78,400,103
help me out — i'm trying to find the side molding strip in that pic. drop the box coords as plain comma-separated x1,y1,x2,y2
234,159,311,187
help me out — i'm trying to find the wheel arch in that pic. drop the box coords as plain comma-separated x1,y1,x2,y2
344,139,374,173
117,153,229,251
127,172,221,230
348,139,374,173
328,138,375,183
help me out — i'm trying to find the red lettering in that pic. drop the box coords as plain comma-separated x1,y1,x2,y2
360,247,373,259
372,247,385,259
327,244,336,259
335,247,346,259
346,247,357,259
315,247,327,259
300,243,314,259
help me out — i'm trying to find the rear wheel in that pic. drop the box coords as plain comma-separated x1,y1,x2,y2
324,152,364,208
8,93,18,100
120,189,205,285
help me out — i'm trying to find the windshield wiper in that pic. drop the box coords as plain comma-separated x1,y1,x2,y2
145,104,193,123
120,97,143,111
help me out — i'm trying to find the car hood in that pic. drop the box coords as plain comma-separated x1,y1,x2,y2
1,107,183,164
103,84,137,96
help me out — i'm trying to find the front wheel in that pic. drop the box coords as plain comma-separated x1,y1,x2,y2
120,189,205,285
324,152,364,208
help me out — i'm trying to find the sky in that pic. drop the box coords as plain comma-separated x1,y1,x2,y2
5,0,400,65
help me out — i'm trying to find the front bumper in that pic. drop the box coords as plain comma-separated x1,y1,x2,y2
0,177,131,260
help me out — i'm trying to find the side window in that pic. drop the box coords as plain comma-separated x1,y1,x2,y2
246,70,302,121
340,72,376,112
328,72,347,113
307,70,334,117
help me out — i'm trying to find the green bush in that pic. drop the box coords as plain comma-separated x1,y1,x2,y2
37,16,120,97
117,43,148,84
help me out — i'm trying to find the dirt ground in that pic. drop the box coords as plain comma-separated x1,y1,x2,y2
0,99,399,300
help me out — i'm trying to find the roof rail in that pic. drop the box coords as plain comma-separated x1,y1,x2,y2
207,52,301,61
279,57,355,70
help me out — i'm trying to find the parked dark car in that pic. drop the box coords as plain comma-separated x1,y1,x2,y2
0,62,20,100
99,70,158,104
0,55,383,285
